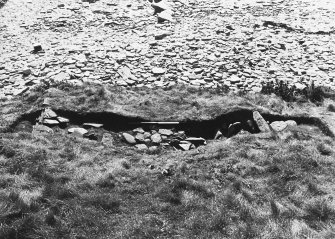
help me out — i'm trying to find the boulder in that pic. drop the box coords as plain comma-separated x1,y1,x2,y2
122,133,136,144
32,124,53,136
270,121,288,132
42,119,59,126
185,137,206,146
135,133,145,143
151,133,162,144
68,128,88,137
133,127,145,133
286,120,297,127
135,144,148,151
158,129,173,136
57,117,70,124
253,111,271,132
43,108,58,119
83,123,103,128
157,10,174,23
152,67,166,75
214,130,223,139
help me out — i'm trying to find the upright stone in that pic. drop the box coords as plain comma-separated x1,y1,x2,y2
253,111,271,132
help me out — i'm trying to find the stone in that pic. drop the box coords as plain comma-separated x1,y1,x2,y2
22,69,32,76
143,132,151,139
32,124,53,135
151,133,162,144
43,119,59,125
157,10,174,23
253,111,271,132
152,67,166,75
158,129,173,136
42,98,51,107
286,120,297,127
148,146,158,152
135,144,148,151
295,83,306,90
155,31,170,40
179,142,192,151
57,117,69,124
214,130,223,140
151,1,170,13
133,127,145,133
68,127,88,136
227,122,242,137
43,108,58,119
83,123,103,128
101,133,114,146
135,133,145,143
123,133,136,144
33,44,42,52
185,137,206,146
228,75,241,84
118,66,136,81
53,72,70,82
270,121,288,132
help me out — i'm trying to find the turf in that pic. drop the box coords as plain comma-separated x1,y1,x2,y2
0,83,335,238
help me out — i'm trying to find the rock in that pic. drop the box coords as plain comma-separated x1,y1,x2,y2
227,122,242,137
84,133,98,140
57,117,69,124
286,120,297,127
68,127,88,136
158,129,173,136
43,119,59,126
253,111,271,132
185,137,206,146
152,67,166,75
53,72,70,82
157,10,174,23
135,144,148,150
148,146,158,153
155,31,170,40
162,168,173,176
101,133,114,146
228,75,241,84
32,124,53,135
118,66,136,81
143,132,151,139
151,133,162,144
179,142,192,151
135,133,145,143
122,133,136,144
270,121,288,132
133,127,145,133
295,83,306,90
214,130,223,139
42,98,51,107
43,108,58,119
83,123,103,128
151,1,170,13
22,69,31,76
33,44,42,53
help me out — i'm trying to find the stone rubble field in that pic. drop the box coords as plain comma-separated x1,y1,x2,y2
1,0,335,97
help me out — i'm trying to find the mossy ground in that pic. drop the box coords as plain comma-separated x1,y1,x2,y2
0,83,335,238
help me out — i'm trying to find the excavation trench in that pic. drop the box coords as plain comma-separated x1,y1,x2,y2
8,108,334,140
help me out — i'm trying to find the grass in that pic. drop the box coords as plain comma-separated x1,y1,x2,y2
0,83,335,238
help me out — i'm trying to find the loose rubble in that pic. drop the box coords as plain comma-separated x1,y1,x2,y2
1,0,335,98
